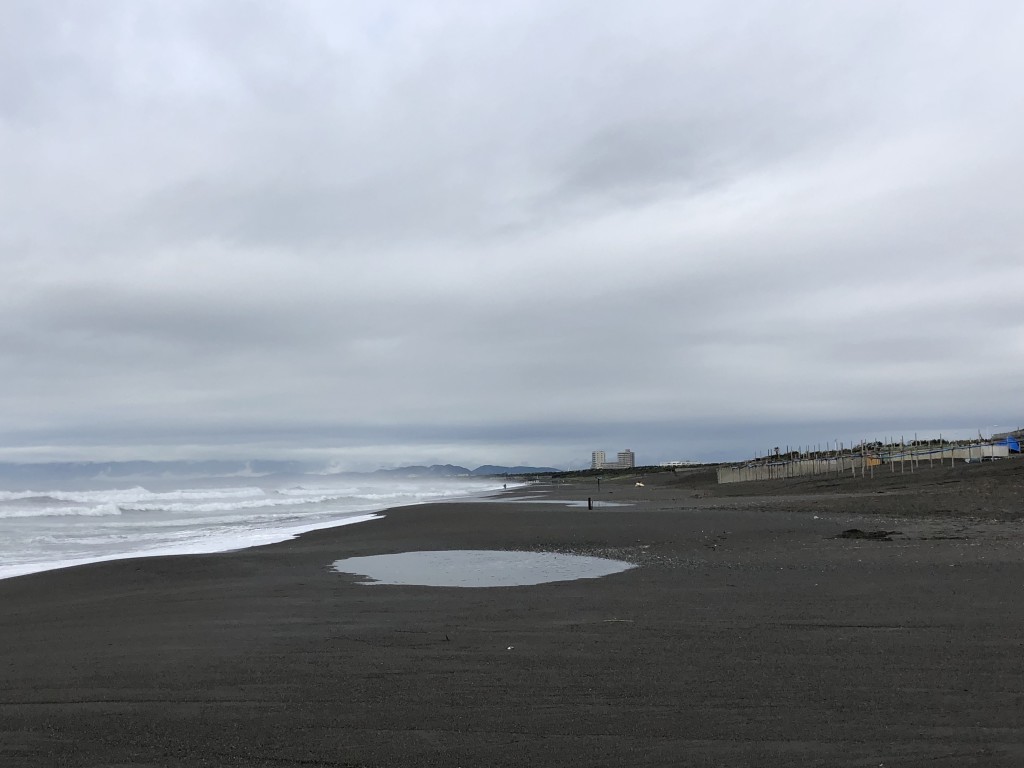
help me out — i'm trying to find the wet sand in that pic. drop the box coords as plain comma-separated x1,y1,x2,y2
2,461,1024,766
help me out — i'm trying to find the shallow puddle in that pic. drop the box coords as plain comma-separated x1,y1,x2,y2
331,549,635,587
475,496,632,508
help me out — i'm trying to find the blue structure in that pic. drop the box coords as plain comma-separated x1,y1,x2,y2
995,435,1021,453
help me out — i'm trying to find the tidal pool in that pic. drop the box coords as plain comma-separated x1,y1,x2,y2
493,497,632,508
331,549,635,587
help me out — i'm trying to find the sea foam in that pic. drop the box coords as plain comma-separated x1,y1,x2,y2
0,476,508,581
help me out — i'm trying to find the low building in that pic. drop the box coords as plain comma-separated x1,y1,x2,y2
992,427,1022,453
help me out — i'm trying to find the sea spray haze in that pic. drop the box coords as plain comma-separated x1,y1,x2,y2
0,463,507,580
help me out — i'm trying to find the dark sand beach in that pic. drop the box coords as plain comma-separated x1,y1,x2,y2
2,460,1024,766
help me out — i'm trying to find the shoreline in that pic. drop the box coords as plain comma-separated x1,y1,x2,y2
0,481,515,583
2,467,1023,766
0,511,386,583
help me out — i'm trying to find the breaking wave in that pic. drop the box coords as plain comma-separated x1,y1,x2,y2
0,503,123,519
0,476,512,580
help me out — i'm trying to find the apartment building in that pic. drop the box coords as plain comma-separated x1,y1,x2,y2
591,448,635,470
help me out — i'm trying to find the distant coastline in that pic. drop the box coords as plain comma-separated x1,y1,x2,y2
0,460,562,489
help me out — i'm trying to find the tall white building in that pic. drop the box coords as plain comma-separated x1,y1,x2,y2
591,449,636,469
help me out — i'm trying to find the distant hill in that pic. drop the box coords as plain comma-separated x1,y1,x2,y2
0,460,563,488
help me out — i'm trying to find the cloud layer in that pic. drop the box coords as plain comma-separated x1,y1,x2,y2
2,1,1023,468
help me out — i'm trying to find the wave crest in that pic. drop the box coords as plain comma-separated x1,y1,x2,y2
0,503,122,519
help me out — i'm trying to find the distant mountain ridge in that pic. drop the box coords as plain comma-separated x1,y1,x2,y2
0,459,562,486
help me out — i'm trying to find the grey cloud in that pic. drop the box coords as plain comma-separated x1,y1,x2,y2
1,1,1023,468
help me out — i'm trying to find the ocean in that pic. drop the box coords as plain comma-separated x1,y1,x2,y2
0,471,507,580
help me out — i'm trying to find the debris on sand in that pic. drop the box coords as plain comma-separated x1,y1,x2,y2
836,528,902,541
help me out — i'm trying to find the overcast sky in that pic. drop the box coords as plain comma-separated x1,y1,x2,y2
2,1,1022,469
